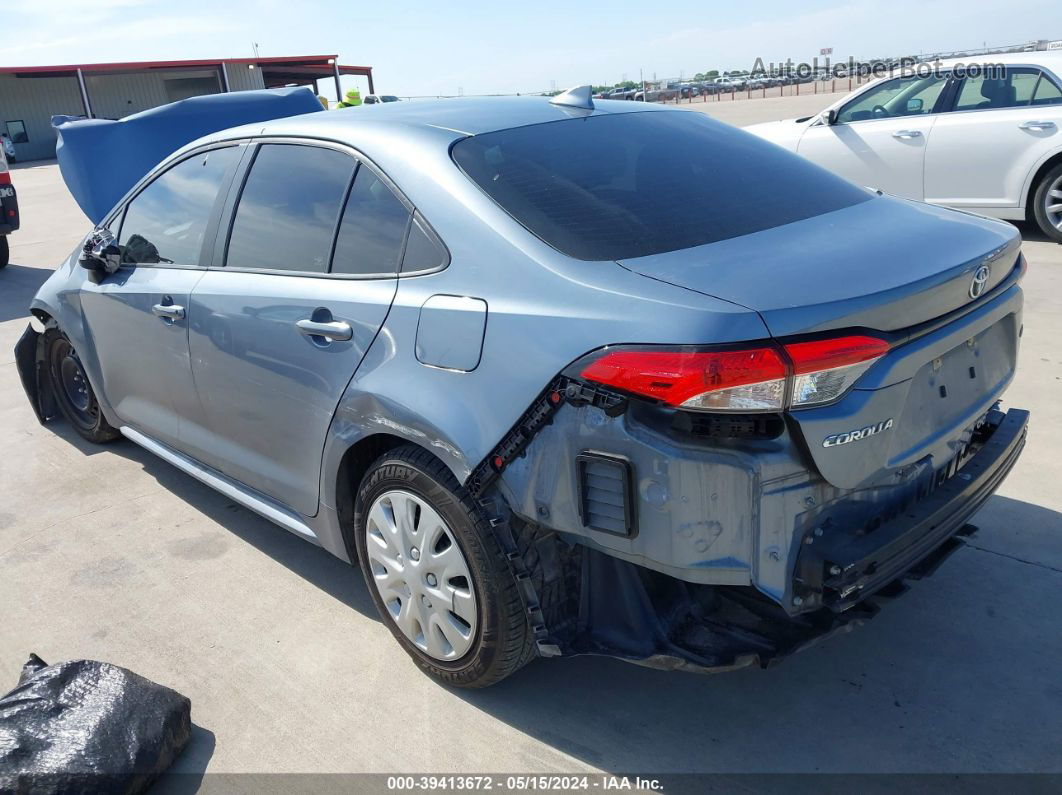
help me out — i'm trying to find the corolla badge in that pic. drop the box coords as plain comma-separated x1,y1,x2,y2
823,418,894,448
969,264,991,299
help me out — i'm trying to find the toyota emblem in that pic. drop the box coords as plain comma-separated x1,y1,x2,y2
969,264,991,299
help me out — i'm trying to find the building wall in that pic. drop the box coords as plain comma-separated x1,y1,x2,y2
86,70,225,119
1,66,267,162
225,64,267,92
0,74,85,162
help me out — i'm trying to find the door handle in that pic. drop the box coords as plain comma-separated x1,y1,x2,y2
1019,120,1056,131
296,318,353,341
891,129,923,139
152,303,185,320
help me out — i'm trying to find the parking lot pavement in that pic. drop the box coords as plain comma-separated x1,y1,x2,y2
1,136,1061,778
672,90,849,127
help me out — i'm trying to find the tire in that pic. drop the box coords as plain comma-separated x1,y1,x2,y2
353,445,534,688
0,235,8,269
44,329,119,444
1031,162,1062,243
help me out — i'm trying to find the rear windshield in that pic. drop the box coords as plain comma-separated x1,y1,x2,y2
452,111,872,261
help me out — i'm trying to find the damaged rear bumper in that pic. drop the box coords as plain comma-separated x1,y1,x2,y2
506,405,1029,674
794,407,1028,613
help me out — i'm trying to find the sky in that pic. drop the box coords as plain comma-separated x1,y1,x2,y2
5,0,1061,98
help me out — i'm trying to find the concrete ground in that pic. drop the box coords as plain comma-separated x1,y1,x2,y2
1,99,1061,783
674,87,851,127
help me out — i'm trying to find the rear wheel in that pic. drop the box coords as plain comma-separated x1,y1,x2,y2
353,445,534,688
0,236,8,269
45,329,119,444
1032,163,1062,243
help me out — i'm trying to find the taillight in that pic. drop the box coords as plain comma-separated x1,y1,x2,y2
580,348,787,411
785,335,890,408
579,335,889,413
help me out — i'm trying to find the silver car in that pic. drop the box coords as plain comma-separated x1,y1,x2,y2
17,90,1029,687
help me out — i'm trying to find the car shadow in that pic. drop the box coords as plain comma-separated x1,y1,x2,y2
0,264,52,324
36,420,1062,773
1013,220,1056,245
444,494,1062,774
97,436,378,621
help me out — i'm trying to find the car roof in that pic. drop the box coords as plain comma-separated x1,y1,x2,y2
931,51,1062,72
220,95,672,142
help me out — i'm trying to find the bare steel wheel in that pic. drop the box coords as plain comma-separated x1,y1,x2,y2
364,489,478,661
353,445,535,687
44,329,119,444
1032,163,1062,243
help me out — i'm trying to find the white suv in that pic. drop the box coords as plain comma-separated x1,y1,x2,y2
747,54,1062,241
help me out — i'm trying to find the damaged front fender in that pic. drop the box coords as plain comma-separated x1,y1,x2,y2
14,323,57,425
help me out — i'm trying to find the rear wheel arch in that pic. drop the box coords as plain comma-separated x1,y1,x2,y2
1025,150,1062,217
335,433,456,561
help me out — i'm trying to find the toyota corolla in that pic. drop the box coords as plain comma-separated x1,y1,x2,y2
16,86,1028,687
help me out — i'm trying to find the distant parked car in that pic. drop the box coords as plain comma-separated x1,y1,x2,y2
0,144,18,268
714,76,747,91
363,95,401,105
747,53,1062,241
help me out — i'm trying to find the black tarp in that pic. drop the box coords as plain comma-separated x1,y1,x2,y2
0,654,191,794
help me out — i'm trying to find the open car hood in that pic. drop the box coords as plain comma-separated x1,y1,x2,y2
53,86,324,225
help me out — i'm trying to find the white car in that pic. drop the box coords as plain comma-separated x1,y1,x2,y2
747,54,1062,241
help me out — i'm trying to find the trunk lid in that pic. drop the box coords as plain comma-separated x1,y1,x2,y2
617,195,1021,338
619,196,1024,489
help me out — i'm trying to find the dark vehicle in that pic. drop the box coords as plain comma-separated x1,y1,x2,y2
0,146,18,268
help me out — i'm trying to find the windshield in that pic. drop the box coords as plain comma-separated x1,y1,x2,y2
452,111,872,261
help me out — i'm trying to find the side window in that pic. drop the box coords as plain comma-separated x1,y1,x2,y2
331,165,411,276
954,68,1039,111
227,144,354,273
835,75,948,123
401,215,448,273
118,146,239,265
1032,74,1062,106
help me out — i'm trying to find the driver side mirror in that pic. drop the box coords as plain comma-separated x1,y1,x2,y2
79,228,121,274
905,98,924,113
824,109,838,126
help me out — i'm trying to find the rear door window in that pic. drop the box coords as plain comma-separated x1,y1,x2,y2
226,144,354,273
118,146,240,265
330,166,411,276
954,68,1041,111
452,111,871,261
1032,74,1062,106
